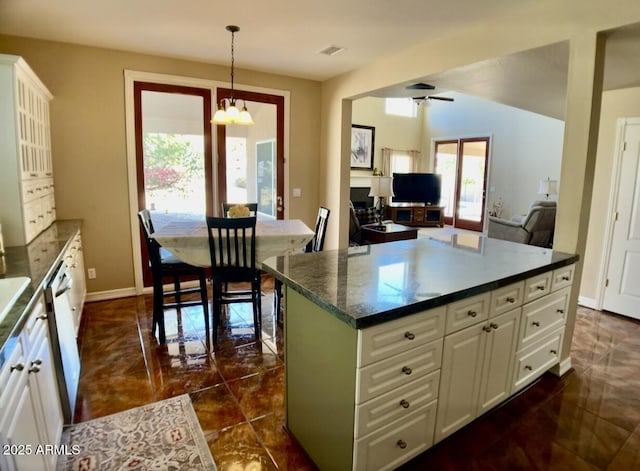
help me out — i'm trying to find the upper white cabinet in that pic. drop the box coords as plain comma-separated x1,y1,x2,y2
0,54,56,247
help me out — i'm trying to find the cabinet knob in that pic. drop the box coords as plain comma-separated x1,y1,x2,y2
525,365,533,371
506,297,515,303
10,363,25,372
467,310,477,318
37,314,48,320
396,440,407,449
400,399,410,409
404,331,415,340
482,325,492,333
32,359,42,366
28,365,40,374
562,276,570,281
532,321,541,327
550,349,557,355
557,309,564,314
537,285,545,291
490,323,498,330
401,366,412,375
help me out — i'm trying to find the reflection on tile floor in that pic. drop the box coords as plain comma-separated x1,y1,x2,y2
75,281,640,470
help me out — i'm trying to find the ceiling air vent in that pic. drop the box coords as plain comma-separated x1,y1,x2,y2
319,45,345,56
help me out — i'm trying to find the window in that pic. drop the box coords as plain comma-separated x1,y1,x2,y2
390,151,414,174
385,98,416,118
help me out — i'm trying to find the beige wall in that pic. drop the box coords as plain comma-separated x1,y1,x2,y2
0,35,321,294
580,87,640,304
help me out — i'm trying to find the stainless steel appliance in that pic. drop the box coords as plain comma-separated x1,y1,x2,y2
45,260,80,423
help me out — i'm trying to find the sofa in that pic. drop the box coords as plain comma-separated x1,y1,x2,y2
487,200,556,247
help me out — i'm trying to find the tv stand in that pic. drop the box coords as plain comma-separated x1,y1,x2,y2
386,202,444,227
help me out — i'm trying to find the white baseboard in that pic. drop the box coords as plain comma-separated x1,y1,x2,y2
85,287,137,302
577,296,598,310
549,357,573,377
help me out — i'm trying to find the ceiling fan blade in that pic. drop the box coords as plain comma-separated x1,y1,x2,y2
406,83,435,90
427,96,454,102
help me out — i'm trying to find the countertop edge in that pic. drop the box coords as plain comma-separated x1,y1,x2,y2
262,252,579,330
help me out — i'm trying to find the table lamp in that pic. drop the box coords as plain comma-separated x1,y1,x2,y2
369,176,394,228
538,177,558,200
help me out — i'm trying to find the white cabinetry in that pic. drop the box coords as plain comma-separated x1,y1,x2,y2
64,231,87,334
0,54,55,247
0,295,63,471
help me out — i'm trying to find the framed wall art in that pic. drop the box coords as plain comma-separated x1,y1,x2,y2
350,124,375,170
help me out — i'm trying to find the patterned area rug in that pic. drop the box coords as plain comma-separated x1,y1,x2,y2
58,394,216,470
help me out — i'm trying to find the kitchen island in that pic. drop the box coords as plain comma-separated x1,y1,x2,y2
262,233,578,471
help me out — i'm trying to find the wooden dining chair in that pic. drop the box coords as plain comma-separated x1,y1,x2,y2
138,210,209,344
206,215,262,342
275,206,331,321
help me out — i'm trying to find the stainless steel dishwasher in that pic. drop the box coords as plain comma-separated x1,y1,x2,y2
45,259,80,423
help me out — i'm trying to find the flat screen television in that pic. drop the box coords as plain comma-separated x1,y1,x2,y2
392,173,442,205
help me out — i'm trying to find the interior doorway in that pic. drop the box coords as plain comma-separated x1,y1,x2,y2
434,137,490,232
216,89,285,219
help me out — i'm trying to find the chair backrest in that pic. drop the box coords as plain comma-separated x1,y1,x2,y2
306,207,330,253
138,209,162,269
523,204,557,247
206,216,257,282
221,202,258,217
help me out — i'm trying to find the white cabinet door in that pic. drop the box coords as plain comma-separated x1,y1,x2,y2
477,308,521,414
435,322,486,442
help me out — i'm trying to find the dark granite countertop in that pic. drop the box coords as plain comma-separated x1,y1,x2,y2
262,233,579,329
0,220,82,369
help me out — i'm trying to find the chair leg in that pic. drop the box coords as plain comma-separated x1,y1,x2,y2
275,279,283,324
173,275,181,305
199,273,210,340
152,277,166,343
253,278,262,340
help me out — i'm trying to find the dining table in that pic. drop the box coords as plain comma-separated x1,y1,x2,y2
149,212,315,268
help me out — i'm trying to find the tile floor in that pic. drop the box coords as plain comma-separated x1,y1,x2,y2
74,277,640,470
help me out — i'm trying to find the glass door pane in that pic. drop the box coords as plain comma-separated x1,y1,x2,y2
434,141,458,224
455,139,488,231
142,91,206,215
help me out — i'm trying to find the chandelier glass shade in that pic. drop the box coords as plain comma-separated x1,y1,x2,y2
212,25,254,126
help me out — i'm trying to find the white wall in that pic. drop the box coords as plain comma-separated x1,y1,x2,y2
425,92,565,220
350,97,423,187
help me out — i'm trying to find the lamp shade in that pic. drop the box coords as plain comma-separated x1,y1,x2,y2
369,176,394,198
538,178,558,197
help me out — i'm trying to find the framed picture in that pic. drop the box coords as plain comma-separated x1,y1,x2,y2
351,125,375,170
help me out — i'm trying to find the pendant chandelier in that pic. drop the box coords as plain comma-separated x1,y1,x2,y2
212,25,254,125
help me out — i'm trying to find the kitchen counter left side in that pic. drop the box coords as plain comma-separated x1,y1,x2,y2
0,219,83,369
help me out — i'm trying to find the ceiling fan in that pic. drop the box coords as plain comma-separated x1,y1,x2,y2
406,82,454,104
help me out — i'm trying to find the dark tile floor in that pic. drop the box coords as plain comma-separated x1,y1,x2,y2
74,278,640,470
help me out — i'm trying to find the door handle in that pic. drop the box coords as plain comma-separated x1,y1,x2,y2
277,196,283,212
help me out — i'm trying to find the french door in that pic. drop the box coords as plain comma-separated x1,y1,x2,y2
134,82,213,286
434,137,490,232
216,88,285,219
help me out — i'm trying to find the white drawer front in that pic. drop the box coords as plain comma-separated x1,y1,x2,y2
354,401,437,471
523,272,552,303
551,264,575,292
512,327,564,394
358,306,445,367
356,339,443,404
519,287,569,350
355,370,440,439
445,292,491,334
490,281,524,317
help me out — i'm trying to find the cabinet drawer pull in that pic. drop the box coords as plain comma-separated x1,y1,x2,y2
10,363,25,372
536,285,545,291
32,359,42,366
467,310,477,318
404,331,415,340
532,321,541,327
490,323,498,330
37,314,48,320
396,440,407,449
401,366,412,375
28,365,41,374
506,297,515,303
562,275,570,281
524,365,533,371
557,309,564,314
550,349,557,355
400,399,410,409
482,325,492,333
